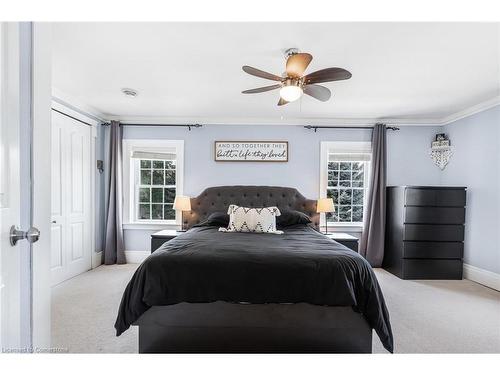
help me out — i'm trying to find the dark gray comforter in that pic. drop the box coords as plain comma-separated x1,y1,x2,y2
115,225,394,352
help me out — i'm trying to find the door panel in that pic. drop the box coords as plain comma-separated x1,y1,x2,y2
70,131,84,214
50,111,91,285
70,222,84,262
51,125,63,217
50,225,63,269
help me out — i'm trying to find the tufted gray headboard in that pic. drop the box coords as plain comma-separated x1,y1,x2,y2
183,185,319,230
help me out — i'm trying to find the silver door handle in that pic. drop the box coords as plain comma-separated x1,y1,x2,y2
10,225,41,246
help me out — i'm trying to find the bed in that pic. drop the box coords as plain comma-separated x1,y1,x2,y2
115,186,393,353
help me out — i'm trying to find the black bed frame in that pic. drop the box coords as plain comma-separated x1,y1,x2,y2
133,186,373,353
135,302,372,353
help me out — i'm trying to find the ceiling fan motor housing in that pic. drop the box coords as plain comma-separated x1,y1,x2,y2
284,47,300,59
283,77,303,88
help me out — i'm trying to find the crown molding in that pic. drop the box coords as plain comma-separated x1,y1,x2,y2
51,87,108,123
52,87,499,128
109,95,500,127
440,95,500,125
51,100,102,128
111,115,441,127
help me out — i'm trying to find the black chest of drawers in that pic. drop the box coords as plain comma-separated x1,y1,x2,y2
383,186,466,280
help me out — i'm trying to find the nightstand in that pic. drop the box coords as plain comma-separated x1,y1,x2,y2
324,232,359,252
151,230,182,253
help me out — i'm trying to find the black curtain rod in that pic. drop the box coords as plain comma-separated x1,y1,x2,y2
51,108,96,127
50,112,398,133
304,125,400,132
102,123,203,131
52,108,202,131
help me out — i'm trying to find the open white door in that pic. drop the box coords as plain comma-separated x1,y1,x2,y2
0,22,23,351
0,22,51,352
31,22,52,351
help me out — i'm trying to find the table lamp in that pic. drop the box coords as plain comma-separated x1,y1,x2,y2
173,195,191,231
317,198,335,234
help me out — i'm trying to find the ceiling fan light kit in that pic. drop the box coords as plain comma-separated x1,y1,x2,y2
279,78,303,102
242,49,351,106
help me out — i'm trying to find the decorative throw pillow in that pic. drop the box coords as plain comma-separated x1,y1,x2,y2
276,209,312,229
219,205,283,234
194,212,230,228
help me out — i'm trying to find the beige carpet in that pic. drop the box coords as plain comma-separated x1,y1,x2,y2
51,264,500,353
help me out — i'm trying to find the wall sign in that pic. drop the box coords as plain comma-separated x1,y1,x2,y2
214,141,288,162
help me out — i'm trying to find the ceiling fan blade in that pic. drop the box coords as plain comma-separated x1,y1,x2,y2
286,53,313,78
242,66,282,81
304,84,332,102
277,97,289,106
242,84,281,94
303,67,352,84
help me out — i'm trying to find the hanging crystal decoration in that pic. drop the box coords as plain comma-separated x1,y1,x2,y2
429,134,453,170
430,146,453,170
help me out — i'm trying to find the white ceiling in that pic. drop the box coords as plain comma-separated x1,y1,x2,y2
51,22,500,123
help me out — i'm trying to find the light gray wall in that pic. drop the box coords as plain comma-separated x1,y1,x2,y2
387,126,443,186
121,124,441,252
440,105,500,274
107,108,500,276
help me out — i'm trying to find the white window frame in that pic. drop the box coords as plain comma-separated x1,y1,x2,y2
123,139,184,229
319,141,371,231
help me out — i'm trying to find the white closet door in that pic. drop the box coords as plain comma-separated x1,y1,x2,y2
50,111,91,285
50,116,65,284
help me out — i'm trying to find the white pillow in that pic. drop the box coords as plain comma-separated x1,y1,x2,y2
219,204,283,234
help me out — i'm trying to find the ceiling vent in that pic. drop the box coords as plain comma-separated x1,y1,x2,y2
121,88,138,98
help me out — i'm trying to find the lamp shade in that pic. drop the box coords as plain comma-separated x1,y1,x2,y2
317,198,335,213
173,195,191,211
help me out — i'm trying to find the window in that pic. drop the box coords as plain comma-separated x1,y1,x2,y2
136,158,176,221
320,142,371,226
326,158,369,223
123,140,184,226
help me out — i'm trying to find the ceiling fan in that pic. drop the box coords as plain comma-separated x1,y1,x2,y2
242,48,352,106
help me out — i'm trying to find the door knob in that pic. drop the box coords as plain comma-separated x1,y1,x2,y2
10,225,41,246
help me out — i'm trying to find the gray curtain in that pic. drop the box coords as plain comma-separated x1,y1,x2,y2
359,123,387,267
104,121,126,264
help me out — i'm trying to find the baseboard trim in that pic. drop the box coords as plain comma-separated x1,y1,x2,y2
92,251,103,269
463,264,500,291
125,250,150,264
